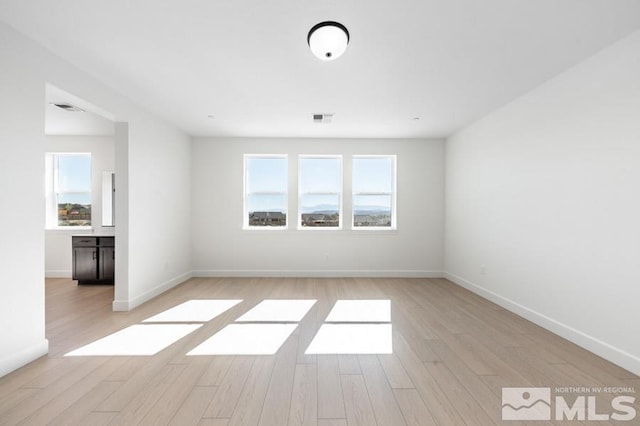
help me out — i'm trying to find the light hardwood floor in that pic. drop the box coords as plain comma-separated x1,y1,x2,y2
0,277,637,425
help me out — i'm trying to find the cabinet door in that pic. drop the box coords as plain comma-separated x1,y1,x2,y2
73,247,97,281
99,247,115,281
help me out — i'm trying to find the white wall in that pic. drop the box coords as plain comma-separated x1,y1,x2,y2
445,30,640,375
192,138,444,276
45,136,115,277
122,120,192,310
0,23,48,377
0,22,192,376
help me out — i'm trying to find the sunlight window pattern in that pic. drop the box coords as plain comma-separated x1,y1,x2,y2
65,298,392,357
65,324,202,356
305,299,393,354
236,299,317,322
143,300,242,323
187,324,298,355
188,299,317,355
65,299,241,357
324,299,391,322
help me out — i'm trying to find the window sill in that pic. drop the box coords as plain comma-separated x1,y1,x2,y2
351,227,397,231
45,227,93,233
298,226,343,231
241,227,399,235
243,226,288,231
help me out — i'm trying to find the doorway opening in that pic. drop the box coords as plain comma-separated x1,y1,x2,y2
44,83,120,306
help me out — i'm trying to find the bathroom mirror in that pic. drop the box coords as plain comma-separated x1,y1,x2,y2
102,171,115,227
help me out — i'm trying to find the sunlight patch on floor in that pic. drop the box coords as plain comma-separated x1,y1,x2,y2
142,299,242,323
235,299,317,322
305,323,392,354
187,324,298,355
325,299,391,322
65,324,202,356
64,299,393,357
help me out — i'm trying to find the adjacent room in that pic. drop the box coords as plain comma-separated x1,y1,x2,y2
1,1,639,424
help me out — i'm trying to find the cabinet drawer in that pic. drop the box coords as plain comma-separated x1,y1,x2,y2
72,237,97,247
99,237,115,247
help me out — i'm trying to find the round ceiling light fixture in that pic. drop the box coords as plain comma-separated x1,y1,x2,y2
307,21,350,61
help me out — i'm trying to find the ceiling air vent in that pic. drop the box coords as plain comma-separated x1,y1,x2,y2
50,103,85,112
313,113,333,124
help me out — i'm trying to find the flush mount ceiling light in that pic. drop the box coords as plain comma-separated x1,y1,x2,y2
308,21,350,61
49,102,84,112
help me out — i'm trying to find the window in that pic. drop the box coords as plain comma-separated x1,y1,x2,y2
244,155,288,228
352,156,396,229
242,154,395,231
299,156,342,228
45,153,92,228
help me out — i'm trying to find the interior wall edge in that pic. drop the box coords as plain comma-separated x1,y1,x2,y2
444,271,640,377
112,271,193,312
44,271,72,278
0,339,49,379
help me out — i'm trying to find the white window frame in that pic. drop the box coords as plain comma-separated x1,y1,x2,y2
45,152,92,230
351,155,397,230
298,155,343,230
243,154,288,230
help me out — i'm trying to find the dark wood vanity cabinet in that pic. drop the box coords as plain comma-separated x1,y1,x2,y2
72,236,114,284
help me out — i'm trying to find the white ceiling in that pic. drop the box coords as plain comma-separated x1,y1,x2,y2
2,0,640,139
45,84,114,136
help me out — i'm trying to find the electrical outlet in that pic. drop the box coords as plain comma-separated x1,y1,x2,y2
480,266,486,276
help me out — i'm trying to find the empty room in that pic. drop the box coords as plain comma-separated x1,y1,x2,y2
1,1,639,425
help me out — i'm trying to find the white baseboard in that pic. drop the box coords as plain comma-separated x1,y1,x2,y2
0,339,49,378
113,268,441,310
444,272,640,377
192,269,443,278
45,270,72,278
112,299,129,311
112,271,193,312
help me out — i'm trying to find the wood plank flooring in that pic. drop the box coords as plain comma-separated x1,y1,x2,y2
0,277,637,425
